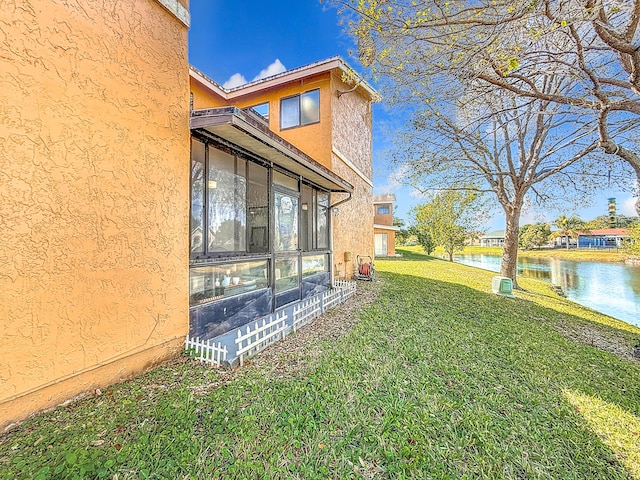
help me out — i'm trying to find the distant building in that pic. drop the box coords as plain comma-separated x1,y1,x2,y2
373,194,399,256
480,230,505,247
577,228,629,248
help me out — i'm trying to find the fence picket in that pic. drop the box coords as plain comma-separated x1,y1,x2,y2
184,334,228,367
187,281,356,367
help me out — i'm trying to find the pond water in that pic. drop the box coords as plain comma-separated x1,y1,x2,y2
453,254,640,327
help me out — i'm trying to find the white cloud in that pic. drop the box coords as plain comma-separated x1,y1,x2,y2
222,59,287,90
252,59,287,82
408,188,433,199
222,73,248,89
375,164,411,194
519,208,552,226
621,196,638,216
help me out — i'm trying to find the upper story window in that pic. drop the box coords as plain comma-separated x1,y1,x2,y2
249,102,269,121
377,205,390,215
280,89,320,129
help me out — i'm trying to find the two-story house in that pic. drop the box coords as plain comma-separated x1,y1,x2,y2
1,0,377,430
188,58,377,342
373,194,399,257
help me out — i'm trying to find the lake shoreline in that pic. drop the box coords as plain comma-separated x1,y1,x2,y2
432,245,634,265
449,251,640,327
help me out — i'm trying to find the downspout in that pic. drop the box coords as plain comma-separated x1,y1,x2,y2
329,192,352,285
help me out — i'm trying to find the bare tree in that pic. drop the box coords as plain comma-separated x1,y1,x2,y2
396,85,617,286
338,0,640,211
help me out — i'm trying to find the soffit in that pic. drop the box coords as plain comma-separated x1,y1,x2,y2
191,107,353,193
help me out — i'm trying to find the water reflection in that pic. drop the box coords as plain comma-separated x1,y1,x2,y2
454,254,640,326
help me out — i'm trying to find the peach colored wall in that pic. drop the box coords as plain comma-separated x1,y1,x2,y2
374,205,393,226
0,0,190,430
330,74,375,278
190,73,334,169
191,80,227,109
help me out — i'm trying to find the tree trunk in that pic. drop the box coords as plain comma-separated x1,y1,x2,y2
500,206,522,289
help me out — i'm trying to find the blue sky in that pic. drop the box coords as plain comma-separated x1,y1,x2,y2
188,0,637,230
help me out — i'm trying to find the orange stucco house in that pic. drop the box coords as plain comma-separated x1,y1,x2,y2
188,59,377,340
1,0,377,430
374,194,399,257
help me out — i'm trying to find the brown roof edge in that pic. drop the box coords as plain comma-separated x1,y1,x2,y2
190,107,353,193
189,56,379,102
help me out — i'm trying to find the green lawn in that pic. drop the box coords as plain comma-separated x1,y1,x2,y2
2,251,640,479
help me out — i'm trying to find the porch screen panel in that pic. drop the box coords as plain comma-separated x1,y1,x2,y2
275,191,298,251
207,147,247,252
190,139,206,255
316,192,329,249
300,185,313,251
247,163,269,253
275,257,299,293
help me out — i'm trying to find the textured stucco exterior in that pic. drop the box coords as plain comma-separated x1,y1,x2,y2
0,0,190,430
190,72,334,170
330,73,375,278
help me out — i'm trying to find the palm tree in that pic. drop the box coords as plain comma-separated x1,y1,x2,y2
551,215,583,250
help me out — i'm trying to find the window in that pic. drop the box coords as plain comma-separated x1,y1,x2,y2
375,233,388,256
280,89,320,129
249,102,269,121
377,205,390,215
189,259,269,306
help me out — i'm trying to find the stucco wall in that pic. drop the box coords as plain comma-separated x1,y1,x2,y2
0,0,190,430
190,72,333,170
330,74,375,278
374,205,394,226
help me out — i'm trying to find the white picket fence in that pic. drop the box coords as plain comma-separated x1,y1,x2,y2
322,288,343,311
184,335,228,367
334,280,356,300
292,296,321,332
186,281,356,367
235,310,288,366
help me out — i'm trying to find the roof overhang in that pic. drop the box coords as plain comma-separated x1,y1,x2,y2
191,107,353,193
374,224,401,232
189,56,379,103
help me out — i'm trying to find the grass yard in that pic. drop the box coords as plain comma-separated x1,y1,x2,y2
1,251,640,479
